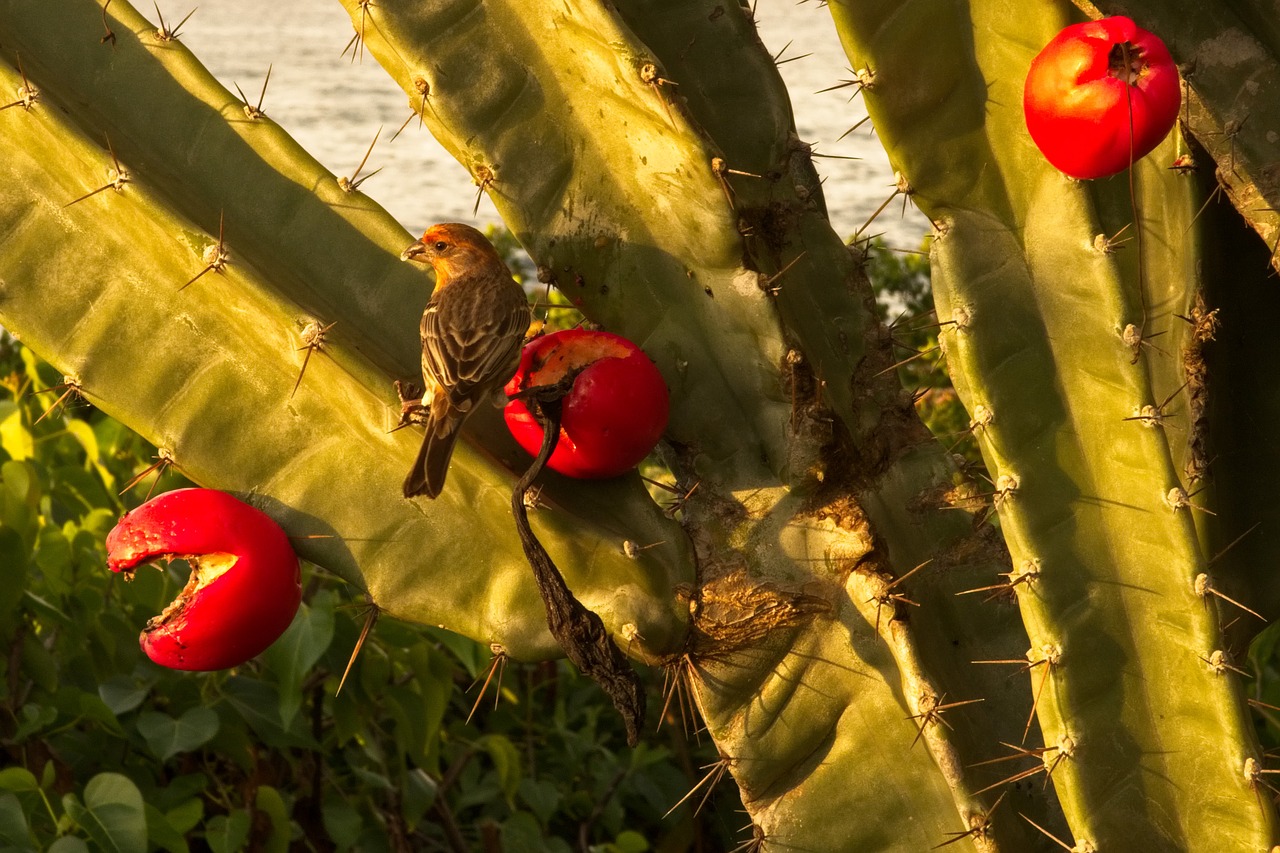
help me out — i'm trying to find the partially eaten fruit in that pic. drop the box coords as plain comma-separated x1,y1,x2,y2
107,488,302,671
504,329,669,479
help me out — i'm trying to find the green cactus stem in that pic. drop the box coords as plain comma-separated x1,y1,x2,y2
828,0,1278,847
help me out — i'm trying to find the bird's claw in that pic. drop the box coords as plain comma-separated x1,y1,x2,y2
394,380,429,426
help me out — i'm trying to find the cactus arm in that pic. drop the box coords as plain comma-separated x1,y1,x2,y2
0,8,692,662
828,0,1277,848
2,0,420,375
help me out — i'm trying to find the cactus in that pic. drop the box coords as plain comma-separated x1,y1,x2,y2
829,0,1280,849
2,0,1278,849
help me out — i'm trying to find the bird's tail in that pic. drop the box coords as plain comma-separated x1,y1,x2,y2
403,411,464,499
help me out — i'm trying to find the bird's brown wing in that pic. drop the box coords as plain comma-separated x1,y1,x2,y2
420,279,531,420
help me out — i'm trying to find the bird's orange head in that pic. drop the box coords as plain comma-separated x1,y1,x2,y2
400,222,508,289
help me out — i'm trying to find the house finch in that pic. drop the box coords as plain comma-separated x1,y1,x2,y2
399,223,532,498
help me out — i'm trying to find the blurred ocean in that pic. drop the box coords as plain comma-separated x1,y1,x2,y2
179,0,931,249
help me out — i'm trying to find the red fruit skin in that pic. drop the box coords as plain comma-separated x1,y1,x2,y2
504,330,670,479
1024,16,1181,179
107,488,302,671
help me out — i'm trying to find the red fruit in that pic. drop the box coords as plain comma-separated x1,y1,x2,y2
107,488,302,671
1024,16,1180,179
504,329,669,479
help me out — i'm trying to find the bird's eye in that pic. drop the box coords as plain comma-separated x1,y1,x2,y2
434,241,448,252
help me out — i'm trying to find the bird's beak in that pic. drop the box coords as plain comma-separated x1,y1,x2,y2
400,239,427,262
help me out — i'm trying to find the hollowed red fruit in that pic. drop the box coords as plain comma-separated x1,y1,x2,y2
504,329,669,479
106,488,302,671
1024,16,1180,179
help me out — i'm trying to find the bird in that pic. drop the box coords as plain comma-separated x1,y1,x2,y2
399,223,532,498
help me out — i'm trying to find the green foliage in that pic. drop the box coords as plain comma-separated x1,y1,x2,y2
0,341,732,850
862,237,977,465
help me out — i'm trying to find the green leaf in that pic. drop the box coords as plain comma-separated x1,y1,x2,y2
0,410,33,465
63,772,146,853
610,830,650,853
163,798,204,836
12,704,56,742
63,418,116,493
253,786,291,853
500,812,566,853
143,803,189,853
0,768,38,794
67,690,125,737
32,526,72,593
47,838,90,853
20,590,69,625
518,778,561,826
320,798,363,848
0,526,27,621
400,768,436,832
204,810,251,853
478,734,522,805
0,792,33,850
136,708,219,762
261,592,335,728
219,677,314,750
98,678,149,716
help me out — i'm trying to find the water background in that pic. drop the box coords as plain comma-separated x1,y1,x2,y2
178,0,932,249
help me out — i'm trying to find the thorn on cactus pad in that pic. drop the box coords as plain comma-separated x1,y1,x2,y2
771,39,811,67
151,2,196,42
338,127,383,193
973,645,1060,744
292,319,337,399
640,62,678,127
464,643,508,724
865,559,931,634
968,738,1069,796
1200,649,1248,677
32,377,84,425
341,0,374,63
710,157,762,208
119,450,177,500
1164,485,1214,515
100,0,117,46
1122,381,1187,429
729,820,765,853
234,65,271,120
663,750,734,818
622,539,664,559
470,164,496,216
1194,572,1265,621
1092,222,1133,255
658,652,700,737
409,75,432,129
1243,756,1280,798
1020,809,1093,852
956,558,1039,603
816,66,875,100
1,57,38,112
906,692,984,748
932,789,1005,848
336,601,380,695
180,211,229,291
64,136,130,207
969,405,994,431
